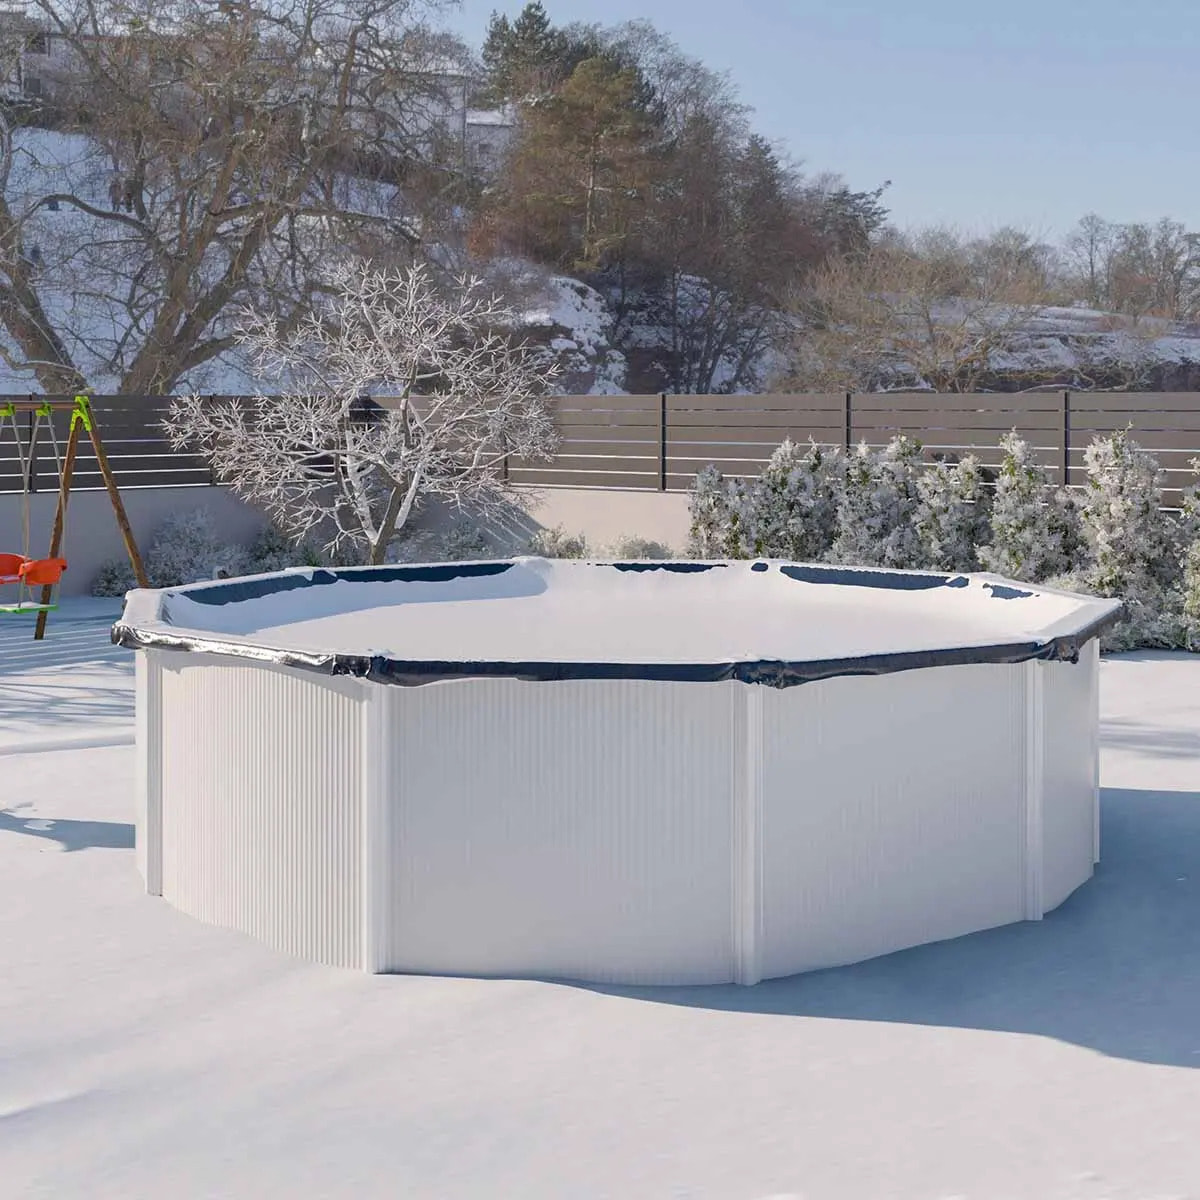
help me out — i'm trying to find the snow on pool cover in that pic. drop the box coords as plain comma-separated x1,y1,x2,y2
112,557,1123,687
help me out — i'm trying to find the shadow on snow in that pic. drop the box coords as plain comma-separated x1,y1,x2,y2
0,810,134,852
585,787,1200,1070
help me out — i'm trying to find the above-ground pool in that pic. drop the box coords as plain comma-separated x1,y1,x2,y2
114,558,1122,986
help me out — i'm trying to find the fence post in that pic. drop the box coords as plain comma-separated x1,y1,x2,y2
844,392,853,452
1062,390,1072,489
26,403,39,493
658,393,668,491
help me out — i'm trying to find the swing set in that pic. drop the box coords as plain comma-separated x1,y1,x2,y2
0,394,148,639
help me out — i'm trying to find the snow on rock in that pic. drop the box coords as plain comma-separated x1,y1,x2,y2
513,268,628,394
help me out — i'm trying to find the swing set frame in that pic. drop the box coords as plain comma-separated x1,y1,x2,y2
1,394,149,639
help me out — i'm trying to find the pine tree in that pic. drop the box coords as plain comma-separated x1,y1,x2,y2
495,55,657,270
480,3,566,102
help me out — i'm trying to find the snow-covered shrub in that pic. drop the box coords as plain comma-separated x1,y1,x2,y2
1080,429,1181,594
143,510,249,587
977,432,1083,582
434,522,494,561
688,465,733,557
243,524,324,574
90,557,138,597
604,535,673,559
743,438,842,561
686,466,753,558
1070,429,1185,650
829,436,927,568
527,525,588,558
90,508,248,595
915,454,992,572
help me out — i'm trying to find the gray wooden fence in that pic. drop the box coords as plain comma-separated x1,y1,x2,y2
3,391,1200,504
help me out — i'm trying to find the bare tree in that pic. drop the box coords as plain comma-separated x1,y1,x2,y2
1062,213,1118,310
164,261,560,564
0,0,471,393
784,235,1053,392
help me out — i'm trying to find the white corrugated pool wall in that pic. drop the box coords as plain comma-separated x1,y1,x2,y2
140,651,365,969
135,646,1101,984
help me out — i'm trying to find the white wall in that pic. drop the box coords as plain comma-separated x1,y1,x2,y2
0,486,267,597
0,484,693,596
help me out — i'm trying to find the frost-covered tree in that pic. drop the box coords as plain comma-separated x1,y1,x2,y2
604,534,674,559
687,465,753,557
743,438,843,561
915,454,992,572
977,432,1083,582
1067,429,1186,649
828,435,927,568
165,261,560,565
1078,429,1180,594
527,525,589,558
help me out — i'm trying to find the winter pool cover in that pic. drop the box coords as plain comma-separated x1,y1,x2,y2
112,558,1124,688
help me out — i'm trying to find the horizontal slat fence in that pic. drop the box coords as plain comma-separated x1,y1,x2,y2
3,391,1200,505
0,394,213,493
508,394,663,489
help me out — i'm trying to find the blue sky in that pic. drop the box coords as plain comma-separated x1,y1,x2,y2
443,0,1200,244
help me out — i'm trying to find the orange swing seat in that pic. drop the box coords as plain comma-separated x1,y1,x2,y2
19,557,67,586
0,552,28,584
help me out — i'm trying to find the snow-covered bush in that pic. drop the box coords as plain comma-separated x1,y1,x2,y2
1065,429,1185,650
1079,429,1181,594
90,557,139,598
686,466,753,558
242,524,324,574
915,454,992,572
144,510,250,586
604,535,673,559
977,432,1083,582
527,525,588,558
434,522,494,561
91,509,250,595
829,436,927,568
743,438,842,561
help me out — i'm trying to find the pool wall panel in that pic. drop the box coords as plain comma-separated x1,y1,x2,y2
381,678,738,985
157,657,364,968
1041,645,1100,910
134,650,163,895
758,663,1028,979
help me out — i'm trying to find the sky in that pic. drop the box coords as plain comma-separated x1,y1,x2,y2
442,0,1200,245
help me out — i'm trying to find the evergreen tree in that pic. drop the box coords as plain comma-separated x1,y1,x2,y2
977,432,1083,582
828,436,928,569
915,454,991,572
480,2,567,101
494,55,657,270
744,439,842,560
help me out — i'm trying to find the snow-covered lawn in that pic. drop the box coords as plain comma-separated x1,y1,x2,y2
3,605,1200,1199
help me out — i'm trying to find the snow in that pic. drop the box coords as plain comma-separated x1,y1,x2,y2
3,604,1200,1197
0,597,130,756
128,559,1120,667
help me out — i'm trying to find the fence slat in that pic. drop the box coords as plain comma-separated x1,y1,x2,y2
850,391,1065,413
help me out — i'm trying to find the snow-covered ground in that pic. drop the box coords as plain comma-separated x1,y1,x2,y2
3,602,1200,1198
